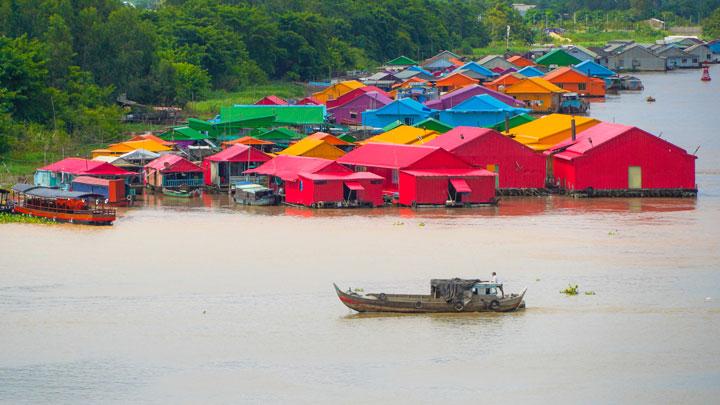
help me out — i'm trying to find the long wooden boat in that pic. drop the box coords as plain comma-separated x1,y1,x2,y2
334,279,526,313
162,187,201,198
11,184,116,225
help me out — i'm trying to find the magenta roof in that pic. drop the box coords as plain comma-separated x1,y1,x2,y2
328,91,393,112
245,155,350,181
401,168,496,177
39,158,133,176
425,84,525,110
300,171,383,181
426,126,498,151
338,144,442,169
327,86,392,108
144,154,202,173
205,144,272,163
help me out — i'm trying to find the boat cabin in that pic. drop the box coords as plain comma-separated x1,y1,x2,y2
11,183,116,225
0,188,11,212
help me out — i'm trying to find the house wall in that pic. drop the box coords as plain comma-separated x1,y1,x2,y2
508,93,559,112
362,112,428,128
552,129,696,190
685,46,713,64
329,96,387,125
605,47,666,71
550,78,606,97
438,111,506,127
398,173,495,206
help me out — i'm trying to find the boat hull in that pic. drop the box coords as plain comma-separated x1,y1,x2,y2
162,187,201,198
334,284,526,313
13,206,115,225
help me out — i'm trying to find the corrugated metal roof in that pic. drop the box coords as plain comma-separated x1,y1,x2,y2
245,155,345,181
509,114,600,151
144,154,202,173
38,158,133,176
505,77,566,94
277,138,345,159
205,144,272,163
365,125,437,145
338,143,443,169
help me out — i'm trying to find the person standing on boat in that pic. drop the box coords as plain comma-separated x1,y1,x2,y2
491,272,504,297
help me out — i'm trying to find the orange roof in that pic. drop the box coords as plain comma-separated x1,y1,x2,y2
435,72,479,87
448,57,464,67
306,132,352,146
128,133,174,146
485,73,526,90
392,77,427,89
544,66,590,82
505,77,566,94
507,55,535,67
222,136,275,149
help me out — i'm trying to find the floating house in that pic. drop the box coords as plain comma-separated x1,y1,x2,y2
546,122,696,194
70,176,126,204
504,77,566,113
382,55,419,70
601,44,666,71
544,67,606,97
221,136,275,152
202,144,272,188
255,95,288,105
562,45,598,62
684,43,713,65
159,126,209,146
435,72,479,93
328,91,393,126
312,80,365,103
427,127,546,189
245,156,384,207
517,66,546,78
144,154,204,189
361,98,435,128
508,114,600,151
326,86,390,109
654,44,696,69
364,125,438,145
535,49,581,67
338,143,497,206
297,96,322,105
255,127,303,145
34,158,133,188
573,60,616,79
91,139,172,158
484,73,526,92
220,105,326,127
277,138,346,160
414,118,454,134
708,39,720,62
507,55,535,67
425,84,525,110
438,95,530,128
450,62,499,81
489,113,536,133
478,55,518,72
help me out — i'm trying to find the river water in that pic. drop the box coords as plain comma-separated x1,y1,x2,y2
1,66,719,403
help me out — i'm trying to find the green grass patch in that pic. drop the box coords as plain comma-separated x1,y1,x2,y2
0,212,54,225
563,29,667,47
186,82,307,118
120,122,169,133
473,41,534,57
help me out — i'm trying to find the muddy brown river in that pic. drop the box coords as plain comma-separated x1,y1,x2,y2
1,66,719,403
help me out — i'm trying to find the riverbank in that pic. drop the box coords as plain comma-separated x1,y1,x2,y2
0,212,53,224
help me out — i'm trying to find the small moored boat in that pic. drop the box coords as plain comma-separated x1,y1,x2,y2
11,184,116,225
162,187,201,198
334,278,526,313
230,182,278,206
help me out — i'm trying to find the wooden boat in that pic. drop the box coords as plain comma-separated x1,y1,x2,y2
11,184,116,225
646,96,656,102
334,279,526,313
162,187,201,198
230,182,278,206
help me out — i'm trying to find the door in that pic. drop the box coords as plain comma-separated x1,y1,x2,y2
487,164,499,189
628,166,642,189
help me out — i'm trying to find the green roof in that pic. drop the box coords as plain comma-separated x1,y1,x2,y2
414,118,454,134
220,105,326,126
255,127,303,142
535,49,581,67
488,113,536,132
337,133,357,143
381,120,403,132
386,55,418,66
159,126,208,141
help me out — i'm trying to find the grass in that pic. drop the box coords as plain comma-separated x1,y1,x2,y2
186,82,307,118
120,122,169,133
0,212,54,225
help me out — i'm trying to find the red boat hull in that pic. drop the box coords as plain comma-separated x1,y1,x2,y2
14,206,115,225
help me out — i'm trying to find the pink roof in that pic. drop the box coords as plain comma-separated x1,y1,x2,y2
337,143,470,170
205,144,272,163
297,96,322,105
71,176,116,186
547,122,691,161
245,155,350,181
300,171,383,181
401,168,496,177
425,85,525,109
255,95,288,105
39,158,133,176
326,86,391,108
144,154,202,173
426,127,498,151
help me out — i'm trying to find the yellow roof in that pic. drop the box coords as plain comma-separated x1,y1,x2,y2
106,139,172,153
508,114,601,151
365,125,437,145
505,77,566,94
411,133,440,145
90,149,115,158
312,80,364,103
277,138,346,159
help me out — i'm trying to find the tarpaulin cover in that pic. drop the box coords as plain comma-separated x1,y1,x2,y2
431,278,482,303
450,178,472,193
344,181,365,191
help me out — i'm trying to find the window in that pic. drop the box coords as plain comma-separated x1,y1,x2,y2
299,180,303,191
404,117,411,125
392,169,399,184
349,112,357,119
682,58,687,63
578,83,587,91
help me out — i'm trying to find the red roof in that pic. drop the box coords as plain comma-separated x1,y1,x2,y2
297,96,322,105
326,86,391,108
305,132,352,146
144,154,202,173
426,127,498,151
205,144,272,163
338,143,471,170
255,95,288,105
245,155,350,181
39,158,133,176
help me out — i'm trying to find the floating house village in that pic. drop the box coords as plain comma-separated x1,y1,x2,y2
5,37,715,225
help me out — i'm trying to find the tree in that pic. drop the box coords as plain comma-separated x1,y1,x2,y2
45,14,76,87
703,8,720,38
0,35,50,122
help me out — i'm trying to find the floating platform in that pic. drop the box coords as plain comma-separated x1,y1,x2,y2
569,188,698,198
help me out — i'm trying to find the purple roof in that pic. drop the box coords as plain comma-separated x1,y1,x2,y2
425,85,525,110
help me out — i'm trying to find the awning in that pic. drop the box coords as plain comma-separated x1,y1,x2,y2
344,181,365,191
450,178,471,193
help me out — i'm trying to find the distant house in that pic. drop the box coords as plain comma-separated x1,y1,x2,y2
202,145,272,187
517,66,546,78
546,122,696,193
644,18,665,30
504,77,567,113
383,55,419,70
507,55,535,68
562,45,598,62
573,60,616,79
478,55,518,72
544,67,606,97
654,44,696,69
438,95,530,128
484,73,526,92
326,86,390,109
535,49,581,67
425,84,525,110
255,127,303,145
255,95,288,105
414,118,454,134
601,44,666,72
435,72,479,93
328,91,393,126
450,61,499,81
684,43,714,65
508,114,600,151
422,50,462,72
427,127,546,189
361,71,402,90
362,98,435,128
144,154,204,189
277,138,346,160
312,80,365,103
394,67,436,82
296,96,322,106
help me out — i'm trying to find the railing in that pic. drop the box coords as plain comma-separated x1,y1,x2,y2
163,178,204,188
20,201,116,216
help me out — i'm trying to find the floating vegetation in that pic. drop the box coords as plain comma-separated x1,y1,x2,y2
584,291,596,295
418,222,425,227
0,213,54,225
560,284,580,295
392,221,404,226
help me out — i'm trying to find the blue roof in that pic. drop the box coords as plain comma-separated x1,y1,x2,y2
408,65,433,76
517,66,545,77
370,98,434,116
453,61,498,78
446,95,530,113
574,60,616,78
